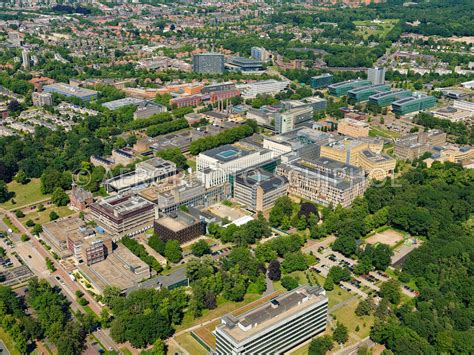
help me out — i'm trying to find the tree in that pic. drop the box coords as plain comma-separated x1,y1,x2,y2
32,224,43,235
267,260,281,281
332,236,356,256
15,210,24,218
333,322,349,344
327,266,351,284
15,170,29,185
372,244,393,271
355,298,375,316
49,211,59,221
26,219,35,227
380,279,401,305
309,335,333,355
191,240,210,257
324,276,334,291
281,252,307,273
51,187,70,206
164,240,182,263
281,276,299,291
0,180,10,203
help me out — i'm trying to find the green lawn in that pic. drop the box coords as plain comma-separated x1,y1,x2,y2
0,179,50,210
369,126,401,139
186,159,197,171
20,205,75,226
174,333,207,355
353,19,399,40
0,327,20,355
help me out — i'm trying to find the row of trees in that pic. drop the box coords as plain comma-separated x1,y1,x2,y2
188,120,258,155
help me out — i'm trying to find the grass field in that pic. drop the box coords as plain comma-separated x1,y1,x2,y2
174,333,207,355
0,179,50,210
369,126,401,139
353,19,399,40
0,327,20,355
331,298,374,345
19,205,75,226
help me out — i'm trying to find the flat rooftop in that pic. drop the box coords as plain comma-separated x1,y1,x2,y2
201,144,251,162
102,97,144,110
43,83,98,97
155,212,198,232
218,286,327,342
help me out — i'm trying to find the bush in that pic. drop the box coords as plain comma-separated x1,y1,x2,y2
15,210,25,218
25,219,35,227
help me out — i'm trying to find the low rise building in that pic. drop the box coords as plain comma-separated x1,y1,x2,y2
392,94,437,116
70,184,93,211
237,80,289,99
337,118,369,138
67,230,113,266
32,92,53,107
226,57,264,72
170,94,202,108
394,129,447,160
328,79,371,97
43,83,98,102
348,84,390,102
214,285,328,355
368,90,412,107
234,169,288,211
90,194,157,238
105,157,177,193
311,73,333,89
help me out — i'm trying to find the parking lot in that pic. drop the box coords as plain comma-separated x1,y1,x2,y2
312,247,417,300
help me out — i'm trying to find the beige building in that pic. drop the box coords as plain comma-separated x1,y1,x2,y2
276,157,368,208
394,129,447,161
337,118,369,138
320,138,394,179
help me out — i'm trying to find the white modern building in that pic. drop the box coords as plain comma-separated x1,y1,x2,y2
275,106,314,134
214,285,328,355
237,80,289,99
196,145,275,188
368,67,386,85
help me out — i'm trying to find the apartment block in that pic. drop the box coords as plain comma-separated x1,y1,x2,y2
32,92,53,107
214,286,328,355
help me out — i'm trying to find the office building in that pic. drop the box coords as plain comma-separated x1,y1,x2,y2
368,67,386,85
202,82,236,94
275,106,314,134
328,79,371,96
90,194,156,238
41,216,88,259
105,157,177,193
320,137,395,180
32,92,53,107
368,90,412,107
78,245,150,294
281,97,327,113
263,127,332,159
67,231,113,266
337,118,369,138
392,94,437,116
153,176,231,214
246,106,280,128
43,83,98,102
394,129,447,160
226,57,264,72
251,47,271,62
134,101,168,120
196,145,276,188
277,157,368,207
348,84,390,103
214,285,328,355
453,100,474,113
170,94,203,108
237,80,289,99
193,53,225,74
234,168,288,211
154,211,205,244
310,73,333,89
210,89,241,104
22,48,30,70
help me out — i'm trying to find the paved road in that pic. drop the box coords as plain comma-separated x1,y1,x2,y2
0,208,121,352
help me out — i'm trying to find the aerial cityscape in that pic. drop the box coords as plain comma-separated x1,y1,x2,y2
0,0,472,354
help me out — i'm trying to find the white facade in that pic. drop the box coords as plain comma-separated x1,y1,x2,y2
237,80,289,99
196,147,274,188
453,100,474,113
368,67,386,85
